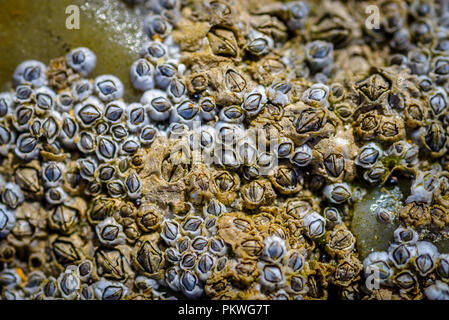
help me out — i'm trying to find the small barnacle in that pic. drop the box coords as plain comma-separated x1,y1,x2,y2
225,68,247,93
94,75,124,102
144,14,172,39
15,133,40,160
13,60,47,88
195,253,215,281
92,279,128,300
207,28,239,58
269,165,302,195
333,256,361,287
323,183,352,204
241,179,276,210
140,41,168,63
96,217,126,246
180,270,203,299
290,144,313,167
388,243,417,269
305,41,333,74
303,212,326,238
0,203,16,238
421,121,447,157
425,281,449,300
48,204,80,235
66,47,97,77
363,251,393,285
155,60,181,90
259,263,285,291
355,143,382,168
413,241,438,276
181,215,203,238
262,235,286,262
1,183,25,209
130,59,155,91
72,79,94,102
57,266,81,299
325,224,355,257
393,270,418,292
161,220,180,246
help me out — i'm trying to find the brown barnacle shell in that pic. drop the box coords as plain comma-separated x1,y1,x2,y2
325,224,356,258
419,120,448,158
353,110,380,141
136,206,162,233
311,133,358,183
308,1,356,48
354,72,391,104
228,258,260,288
205,272,232,299
48,234,85,267
399,202,431,227
217,212,256,245
251,14,288,43
207,27,240,58
269,164,302,195
430,204,449,229
210,170,240,206
0,244,15,264
249,55,286,86
277,102,338,146
47,199,85,235
47,56,80,90
132,233,165,280
234,234,264,260
87,196,121,225
6,201,47,247
404,98,426,128
252,211,276,235
95,244,133,282
14,161,44,199
332,254,362,287
377,115,405,143
241,179,276,211
186,165,212,205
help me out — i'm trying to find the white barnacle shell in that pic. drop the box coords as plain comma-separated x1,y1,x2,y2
414,241,439,276
257,261,285,291
363,251,393,285
92,278,128,300
262,235,287,262
57,265,81,300
94,75,124,102
355,142,383,168
242,85,267,117
2,182,25,209
406,171,437,204
393,227,418,245
302,212,326,238
425,281,449,300
66,47,97,76
388,243,417,269
323,182,352,204
180,270,203,299
130,58,155,91
95,217,126,246
13,60,47,88
301,83,330,108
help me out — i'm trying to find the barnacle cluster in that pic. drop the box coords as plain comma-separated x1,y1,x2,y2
1,0,449,300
